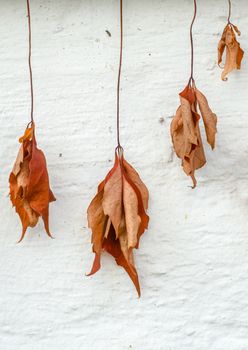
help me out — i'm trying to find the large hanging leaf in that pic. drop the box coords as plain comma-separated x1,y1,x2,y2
9,123,55,242
87,150,149,296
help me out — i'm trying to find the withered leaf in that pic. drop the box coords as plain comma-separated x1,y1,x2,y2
171,106,184,159
87,150,149,296
102,159,122,237
218,23,244,81
171,84,217,188
195,89,217,149
9,123,56,242
122,159,149,210
123,177,141,249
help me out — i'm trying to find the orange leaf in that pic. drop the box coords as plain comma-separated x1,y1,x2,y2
87,150,149,296
102,159,123,238
9,123,55,242
171,84,217,188
103,225,140,297
195,89,217,149
218,23,244,81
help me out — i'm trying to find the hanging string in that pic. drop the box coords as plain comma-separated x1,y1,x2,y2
227,0,231,24
116,0,123,152
189,0,197,86
27,0,34,124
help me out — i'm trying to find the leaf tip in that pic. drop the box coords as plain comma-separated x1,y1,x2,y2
87,253,101,276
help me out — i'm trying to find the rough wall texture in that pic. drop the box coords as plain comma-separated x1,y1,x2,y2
0,0,248,349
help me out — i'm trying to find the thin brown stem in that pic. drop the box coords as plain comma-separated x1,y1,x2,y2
27,0,34,124
189,0,197,85
227,0,231,24
116,0,123,150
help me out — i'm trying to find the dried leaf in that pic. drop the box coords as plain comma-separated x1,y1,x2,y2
171,106,184,159
9,123,55,242
180,96,199,147
123,177,141,249
218,25,228,66
87,151,149,296
102,160,122,237
232,24,241,36
195,89,217,149
87,189,106,276
122,159,149,210
218,24,244,81
171,84,217,188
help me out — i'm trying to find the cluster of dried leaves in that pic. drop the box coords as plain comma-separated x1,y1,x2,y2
9,123,55,242
218,23,244,81
87,149,149,296
171,83,217,188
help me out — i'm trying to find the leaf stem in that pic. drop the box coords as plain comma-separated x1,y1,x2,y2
189,0,197,85
27,0,34,124
116,0,123,151
227,0,231,24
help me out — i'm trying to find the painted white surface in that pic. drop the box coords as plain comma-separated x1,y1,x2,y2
0,0,248,349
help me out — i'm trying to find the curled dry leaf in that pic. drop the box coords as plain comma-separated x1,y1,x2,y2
87,150,149,296
9,123,56,242
218,23,244,81
171,84,217,188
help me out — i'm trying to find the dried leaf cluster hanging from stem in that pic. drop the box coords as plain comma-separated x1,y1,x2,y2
87,0,149,296
170,0,217,188
217,0,244,81
171,83,217,188
9,0,55,241
87,150,149,296
9,124,56,242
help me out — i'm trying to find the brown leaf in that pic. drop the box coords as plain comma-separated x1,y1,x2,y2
122,159,149,246
87,151,149,296
180,96,199,147
87,189,107,276
9,123,55,242
218,25,228,66
122,159,149,210
232,24,241,36
103,225,140,297
102,159,123,238
171,84,217,188
195,89,217,149
171,106,184,159
123,177,141,249
218,24,244,81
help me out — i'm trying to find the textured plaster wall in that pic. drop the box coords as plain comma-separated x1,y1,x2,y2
0,0,248,349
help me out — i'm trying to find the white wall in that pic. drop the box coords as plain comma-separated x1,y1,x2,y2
0,0,248,349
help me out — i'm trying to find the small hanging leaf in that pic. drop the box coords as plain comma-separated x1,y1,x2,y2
218,23,244,81
87,150,149,296
171,84,217,188
9,123,56,242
